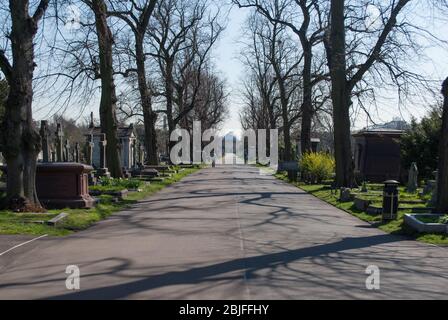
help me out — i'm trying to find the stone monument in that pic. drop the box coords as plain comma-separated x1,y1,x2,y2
63,139,71,162
40,121,50,163
407,162,419,193
96,133,110,178
55,124,64,162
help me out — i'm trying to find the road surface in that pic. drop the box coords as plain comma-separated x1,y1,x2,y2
1,165,448,299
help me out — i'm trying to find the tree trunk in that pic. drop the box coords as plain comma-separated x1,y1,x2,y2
136,35,158,165
437,77,448,213
92,0,122,178
301,45,313,154
0,0,49,212
327,0,355,188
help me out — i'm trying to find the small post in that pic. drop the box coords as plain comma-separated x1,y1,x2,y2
40,121,50,163
55,124,64,162
383,180,400,221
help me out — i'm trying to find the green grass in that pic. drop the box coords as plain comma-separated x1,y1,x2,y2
274,171,448,246
0,167,201,237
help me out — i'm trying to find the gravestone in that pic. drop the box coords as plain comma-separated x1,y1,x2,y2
85,134,96,185
340,188,353,203
85,134,94,166
40,121,50,163
74,143,80,163
55,124,64,162
88,120,136,170
51,148,56,163
407,162,419,193
430,171,439,207
63,139,71,162
361,181,368,193
132,140,138,168
96,134,111,178
279,161,299,182
139,143,145,166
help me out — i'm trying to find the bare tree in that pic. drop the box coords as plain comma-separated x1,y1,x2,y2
0,0,50,211
84,0,123,177
234,0,327,154
325,0,415,187
186,67,228,131
147,0,224,142
107,0,159,165
437,77,448,213
240,12,302,160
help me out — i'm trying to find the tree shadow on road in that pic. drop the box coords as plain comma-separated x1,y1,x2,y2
44,234,402,300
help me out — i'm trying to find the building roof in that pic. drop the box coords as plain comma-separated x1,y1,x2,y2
352,128,405,137
88,125,135,139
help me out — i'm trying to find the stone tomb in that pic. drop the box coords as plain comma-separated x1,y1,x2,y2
88,124,137,171
353,129,405,183
36,163,96,209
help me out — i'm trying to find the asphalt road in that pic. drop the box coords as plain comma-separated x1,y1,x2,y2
0,165,448,300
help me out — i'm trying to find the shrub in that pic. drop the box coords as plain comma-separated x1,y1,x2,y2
401,107,442,180
300,152,335,184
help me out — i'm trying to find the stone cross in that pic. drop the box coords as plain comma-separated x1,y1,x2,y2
85,134,94,166
99,133,107,169
74,143,80,163
63,139,71,162
40,120,50,163
55,124,64,162
407,162,419,193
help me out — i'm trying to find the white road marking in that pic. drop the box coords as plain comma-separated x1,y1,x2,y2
0,234,48,257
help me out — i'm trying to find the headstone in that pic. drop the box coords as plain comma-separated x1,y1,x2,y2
74,143,80,163
407,162,419,193
63,139,71,162
361,181,368,193
132,140,138,168
55,124,64,162
430,171,439,207
85,134,96,185
423,180,436,195
139,143,145,165
50,146,56,163
340,188,353,203
85,134,94,166
40,121,50,163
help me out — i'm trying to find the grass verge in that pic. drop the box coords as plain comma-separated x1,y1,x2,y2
274,171,448,246
0,167,201,237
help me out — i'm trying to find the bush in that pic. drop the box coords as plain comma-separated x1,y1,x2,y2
401,107,442,180
300,152,335,184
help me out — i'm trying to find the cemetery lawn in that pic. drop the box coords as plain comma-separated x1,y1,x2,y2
274,172,448,246
0,167,200,237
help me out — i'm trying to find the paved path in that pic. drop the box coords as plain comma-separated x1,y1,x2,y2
1,166,448,300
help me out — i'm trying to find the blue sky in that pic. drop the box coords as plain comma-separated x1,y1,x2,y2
212,3,448,135
32,2,448,135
